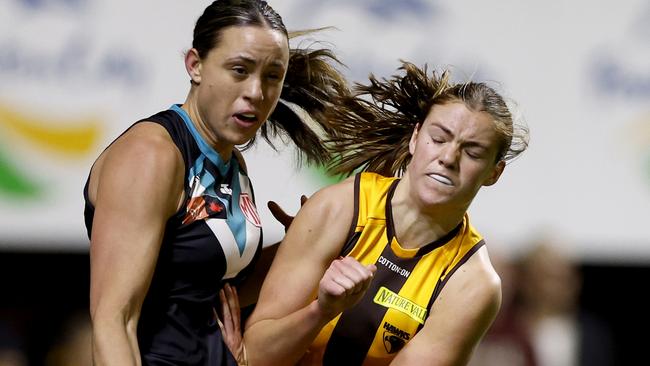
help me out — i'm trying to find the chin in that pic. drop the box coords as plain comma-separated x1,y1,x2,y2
230,132,257,146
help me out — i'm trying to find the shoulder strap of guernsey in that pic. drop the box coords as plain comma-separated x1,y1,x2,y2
340,172,398,256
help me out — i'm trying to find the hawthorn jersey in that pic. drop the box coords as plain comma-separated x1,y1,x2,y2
299,172,485,366
83,105,262,365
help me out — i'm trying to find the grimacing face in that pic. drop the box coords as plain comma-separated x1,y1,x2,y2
406,102,505,211
186,25,289,157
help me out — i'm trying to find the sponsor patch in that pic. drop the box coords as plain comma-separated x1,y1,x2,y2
373,286,427,324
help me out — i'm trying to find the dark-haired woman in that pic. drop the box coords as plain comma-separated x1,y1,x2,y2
83,1,347,365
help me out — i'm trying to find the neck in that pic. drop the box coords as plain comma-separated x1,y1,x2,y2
182,94,233,161
390,179,466,250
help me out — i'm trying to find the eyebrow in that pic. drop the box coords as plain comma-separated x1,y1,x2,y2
229,54,254,62
429,123,490,150
225,55,286,69
429,123,452,136
462,141,489,150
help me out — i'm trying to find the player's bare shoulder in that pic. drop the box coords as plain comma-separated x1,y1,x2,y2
455,246,502,314
435,245,501,317
304,175,356,223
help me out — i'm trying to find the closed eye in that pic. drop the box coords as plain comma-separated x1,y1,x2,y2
466,151,482,159
431,135,445,144
266,72,282,81
465,148,487,159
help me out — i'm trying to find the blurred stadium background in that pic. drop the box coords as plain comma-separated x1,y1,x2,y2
0,0,648,364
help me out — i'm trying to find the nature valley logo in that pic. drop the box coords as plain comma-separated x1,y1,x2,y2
0,103,101,199
373,286,427,324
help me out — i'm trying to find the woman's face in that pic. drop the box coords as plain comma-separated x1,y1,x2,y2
406,102,505,211
188,25,289,155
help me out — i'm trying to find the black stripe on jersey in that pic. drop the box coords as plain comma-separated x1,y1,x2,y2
417,239,486,332
340,231,361,257
340,173,362,256
384,179,401,244
348,173,361,239
323,244,421,365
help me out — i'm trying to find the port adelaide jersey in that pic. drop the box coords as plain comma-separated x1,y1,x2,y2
83,104,262,364
300,172,485,366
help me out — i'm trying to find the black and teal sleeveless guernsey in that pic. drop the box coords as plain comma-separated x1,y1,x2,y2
83,105,263,365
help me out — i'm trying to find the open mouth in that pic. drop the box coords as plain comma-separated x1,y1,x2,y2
235,113,258,124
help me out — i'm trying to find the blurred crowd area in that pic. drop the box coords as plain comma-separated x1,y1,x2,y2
470,241,613,366
0,310,91,366
0,252,91,366
1,239,648,366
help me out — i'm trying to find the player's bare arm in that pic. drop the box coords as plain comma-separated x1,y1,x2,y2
89,123,184,366
244,177,375,366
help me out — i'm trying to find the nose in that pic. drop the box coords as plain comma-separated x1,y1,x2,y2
244,76,264,103
438,143,460,169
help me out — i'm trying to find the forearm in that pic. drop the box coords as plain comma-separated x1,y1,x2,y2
92,318,141,366
244,300,332,366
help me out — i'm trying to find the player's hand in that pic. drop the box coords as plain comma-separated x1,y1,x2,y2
268,195,308,232
216,283,248,366
317,256,377,318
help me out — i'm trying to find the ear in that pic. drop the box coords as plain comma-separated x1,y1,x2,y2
483,160,505,186
185,48,202,84
408,123,420,156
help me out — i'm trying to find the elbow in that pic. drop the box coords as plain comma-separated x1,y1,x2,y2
91,305,141,365
91,298,141,341
243,324,291,366
242,327,264,366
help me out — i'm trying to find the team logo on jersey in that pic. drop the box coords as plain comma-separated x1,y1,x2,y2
382,321,411,354
183,195,226,225
220,183,233,195
373,286,427,324
239,193,261,227
182,175,228,225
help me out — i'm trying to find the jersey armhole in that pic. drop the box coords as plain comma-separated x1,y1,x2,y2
416,239,486,332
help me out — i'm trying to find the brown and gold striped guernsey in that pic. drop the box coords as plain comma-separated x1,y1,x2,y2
298,172,485,366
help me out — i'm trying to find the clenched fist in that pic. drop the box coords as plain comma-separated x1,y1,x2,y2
317,256,376,318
